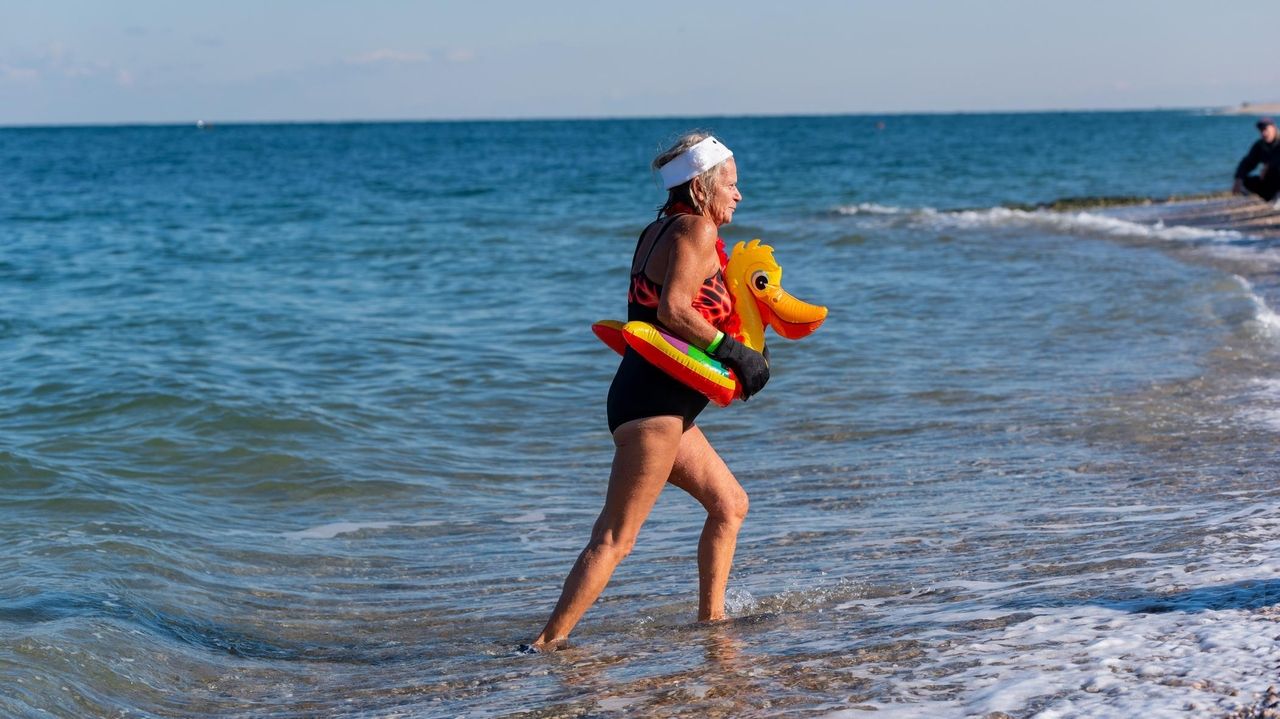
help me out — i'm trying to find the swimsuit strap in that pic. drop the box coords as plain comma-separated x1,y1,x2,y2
632,214,683,278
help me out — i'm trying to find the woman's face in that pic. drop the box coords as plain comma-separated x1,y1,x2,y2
703,158,741,227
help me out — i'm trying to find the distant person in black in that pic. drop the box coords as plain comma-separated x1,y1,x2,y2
1233,117,1280,201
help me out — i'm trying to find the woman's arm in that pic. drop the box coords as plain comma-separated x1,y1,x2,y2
656,216,721,349
657,215,771,399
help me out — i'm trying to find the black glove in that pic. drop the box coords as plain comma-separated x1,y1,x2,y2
710,335,770,400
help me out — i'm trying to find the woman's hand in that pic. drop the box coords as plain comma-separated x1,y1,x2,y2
710,335,770,400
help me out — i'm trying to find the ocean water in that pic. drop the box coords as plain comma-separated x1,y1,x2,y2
2,111,1279,718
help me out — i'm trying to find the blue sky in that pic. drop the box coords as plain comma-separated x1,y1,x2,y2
2,1,1276,125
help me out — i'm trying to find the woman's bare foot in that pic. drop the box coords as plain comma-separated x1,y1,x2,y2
518,637,569,654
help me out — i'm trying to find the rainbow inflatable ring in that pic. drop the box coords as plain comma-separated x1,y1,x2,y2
593,240,828,406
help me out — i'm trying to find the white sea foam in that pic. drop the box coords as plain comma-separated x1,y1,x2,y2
1234,275,1280,337
831,504,1280,718
725,586,758,614
832,202,913,215
282,520,441,539
1240,378,1280,432
930,207,1242,242
833,202,1244,242
503,510,547,523
1205,243,1280,268
1226,275,1280,431
283,522,395,539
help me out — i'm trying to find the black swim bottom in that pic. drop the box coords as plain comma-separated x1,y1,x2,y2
606,348,709,433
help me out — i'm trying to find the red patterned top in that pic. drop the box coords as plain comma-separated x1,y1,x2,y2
627,207,737,335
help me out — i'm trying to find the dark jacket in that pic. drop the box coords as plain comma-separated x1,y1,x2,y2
1235,137,1280,179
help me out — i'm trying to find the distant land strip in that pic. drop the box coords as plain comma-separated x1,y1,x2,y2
1216,102,1280,116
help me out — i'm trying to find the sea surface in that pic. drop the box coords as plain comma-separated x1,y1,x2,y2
3,111,1280,718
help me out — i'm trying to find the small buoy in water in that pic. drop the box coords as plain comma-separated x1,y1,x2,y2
196,120,208,130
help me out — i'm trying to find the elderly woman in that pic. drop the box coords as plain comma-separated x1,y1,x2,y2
527,133,770,652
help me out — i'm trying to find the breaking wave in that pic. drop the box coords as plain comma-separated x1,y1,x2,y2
834,202,1243,242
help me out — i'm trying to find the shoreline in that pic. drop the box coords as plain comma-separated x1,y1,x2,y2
1215,102,1280,116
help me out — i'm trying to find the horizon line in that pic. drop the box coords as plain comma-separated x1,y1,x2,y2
0,103,1257,131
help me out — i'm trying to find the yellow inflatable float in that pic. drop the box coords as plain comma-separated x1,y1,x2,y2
593,240,828,406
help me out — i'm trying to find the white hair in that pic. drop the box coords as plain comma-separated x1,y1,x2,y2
652,131,729,215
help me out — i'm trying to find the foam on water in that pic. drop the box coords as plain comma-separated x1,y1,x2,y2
1204,244,1280,268
832,202,914,216
833,202,1245,242
824,503,1280,717
281,520,441,539
945,207,1243,242
1234,275,1280,338
503,510,548,523
1240,379,1280,432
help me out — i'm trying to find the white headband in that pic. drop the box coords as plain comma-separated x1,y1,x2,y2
658,136,733,189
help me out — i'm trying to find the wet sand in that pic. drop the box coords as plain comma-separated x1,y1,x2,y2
1139,195,1280,237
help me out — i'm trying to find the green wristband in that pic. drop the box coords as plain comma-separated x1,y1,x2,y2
706,331,725,353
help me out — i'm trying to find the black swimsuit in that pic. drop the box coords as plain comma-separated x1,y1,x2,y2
605,215,732,433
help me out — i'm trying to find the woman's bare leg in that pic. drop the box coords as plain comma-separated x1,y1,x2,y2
667,425,749,622
531,416,684,649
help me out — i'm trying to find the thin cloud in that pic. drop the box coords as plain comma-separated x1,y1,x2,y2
0,64,40,82
62,60,111,79
345,49,431,66
0,44,135,86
